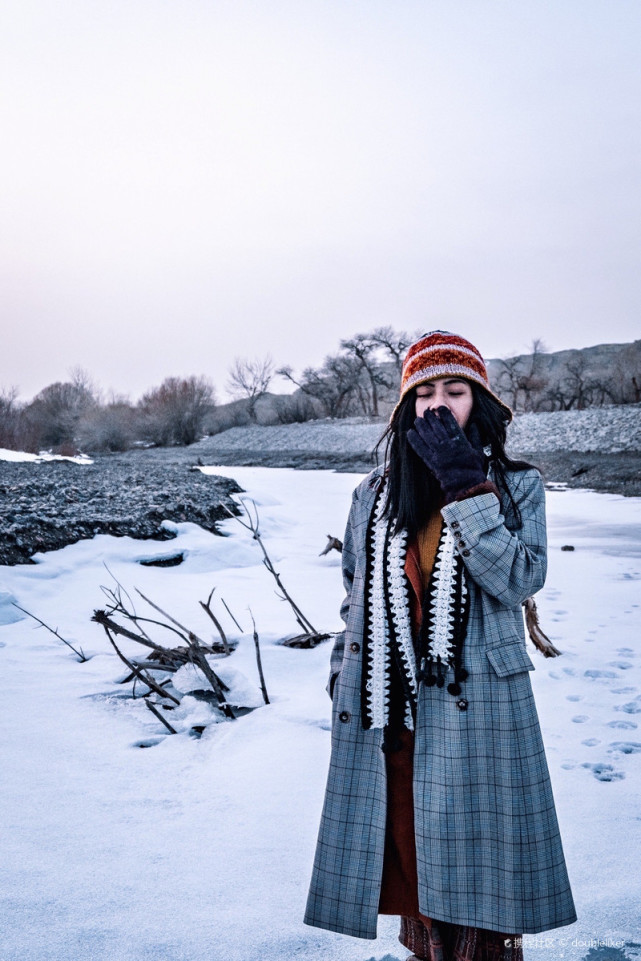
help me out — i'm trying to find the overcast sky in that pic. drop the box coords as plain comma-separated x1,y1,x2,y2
2,0,640,403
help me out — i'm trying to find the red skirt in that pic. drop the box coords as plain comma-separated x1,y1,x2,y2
378,728,523,961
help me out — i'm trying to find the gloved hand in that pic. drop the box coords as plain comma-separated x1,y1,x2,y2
406,406,486,504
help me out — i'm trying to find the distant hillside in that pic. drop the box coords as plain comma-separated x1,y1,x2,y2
211,339,641,428
486,339,641,413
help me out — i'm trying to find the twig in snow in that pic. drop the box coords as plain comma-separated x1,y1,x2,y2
12,603,87,661
248,608,270,705
92,609,189,661
221,597,244,633
135,589,218,654
186,638,236,719
145,699,177,734
100,624,180,704
319,535,343,556
199,587,230,654
222,498,318,635
523,597,562,658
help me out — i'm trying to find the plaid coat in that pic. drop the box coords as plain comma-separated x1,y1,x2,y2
304,465,577,938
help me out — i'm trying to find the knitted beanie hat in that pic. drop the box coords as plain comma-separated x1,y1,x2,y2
392,330,513,423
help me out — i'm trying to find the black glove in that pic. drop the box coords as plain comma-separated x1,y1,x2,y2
406,406,486,504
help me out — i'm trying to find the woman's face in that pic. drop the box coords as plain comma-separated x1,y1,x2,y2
414,377,474,429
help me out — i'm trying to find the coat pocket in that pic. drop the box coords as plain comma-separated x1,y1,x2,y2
486,640,535,677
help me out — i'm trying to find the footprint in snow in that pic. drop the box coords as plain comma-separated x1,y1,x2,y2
566,694,583,702
611,686,637,694
616,647,635,656
608,661,634,670
584,669,620,679
363,954,404,961
581,762,625,782
607,719,638,730
615,702,641,714
562,667,578,676
582,738,600,746
572,715,590,723
608,741,641,755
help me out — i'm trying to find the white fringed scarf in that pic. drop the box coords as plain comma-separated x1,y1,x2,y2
361,482,470,731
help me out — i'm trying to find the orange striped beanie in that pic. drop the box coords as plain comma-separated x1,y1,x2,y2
393,330,513,422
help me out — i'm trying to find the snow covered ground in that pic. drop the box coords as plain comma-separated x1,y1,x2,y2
0,467,640,961
0,447,93,464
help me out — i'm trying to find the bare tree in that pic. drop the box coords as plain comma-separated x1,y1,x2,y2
495,339,549,412
278,353,361,419
138,376,216,446
339,333,394,417
368,326,414,373
564,356,591,410
495,356,523,410
226,356,274,422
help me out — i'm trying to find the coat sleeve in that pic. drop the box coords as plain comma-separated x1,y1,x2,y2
440,468,547,608
326,487,359,699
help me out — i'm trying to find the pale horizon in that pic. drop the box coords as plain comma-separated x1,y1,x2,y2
3,1,640,404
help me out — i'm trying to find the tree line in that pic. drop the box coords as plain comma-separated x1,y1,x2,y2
1,330,639,454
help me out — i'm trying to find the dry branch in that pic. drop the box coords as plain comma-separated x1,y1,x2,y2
101,623,180,704
13,603,87,661
145,699,178,734
221,597,243,632
249,609,269,705
199,587,230,654
523,597,562,657
92,609,188,660
319,535,343,556
223,498,318,635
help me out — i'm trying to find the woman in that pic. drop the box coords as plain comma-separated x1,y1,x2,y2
304,331,577,961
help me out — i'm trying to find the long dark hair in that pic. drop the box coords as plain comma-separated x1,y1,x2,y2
375,382,536,537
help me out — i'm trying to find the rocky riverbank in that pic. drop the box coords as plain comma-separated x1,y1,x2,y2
2,404,640,565
0,459,241,566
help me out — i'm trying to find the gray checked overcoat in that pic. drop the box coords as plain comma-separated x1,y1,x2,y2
304,464,577,938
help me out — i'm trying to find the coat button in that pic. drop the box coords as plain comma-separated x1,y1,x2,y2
451,521,460,529
350,642,360,653
456,698,468,711
458,540,466,548
462,549,470,557
339,711,351,723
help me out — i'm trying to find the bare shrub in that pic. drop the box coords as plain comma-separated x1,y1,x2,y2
0,387,22,449
205,401,252,435
76,396,139,452
24,378,98,451
138,376,216,446
273,393,317,424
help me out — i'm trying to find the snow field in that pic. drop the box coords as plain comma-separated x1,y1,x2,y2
0,468,640,961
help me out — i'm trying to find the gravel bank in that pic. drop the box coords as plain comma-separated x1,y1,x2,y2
189,404,641,457
185,404,641,496
0,460,241,566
